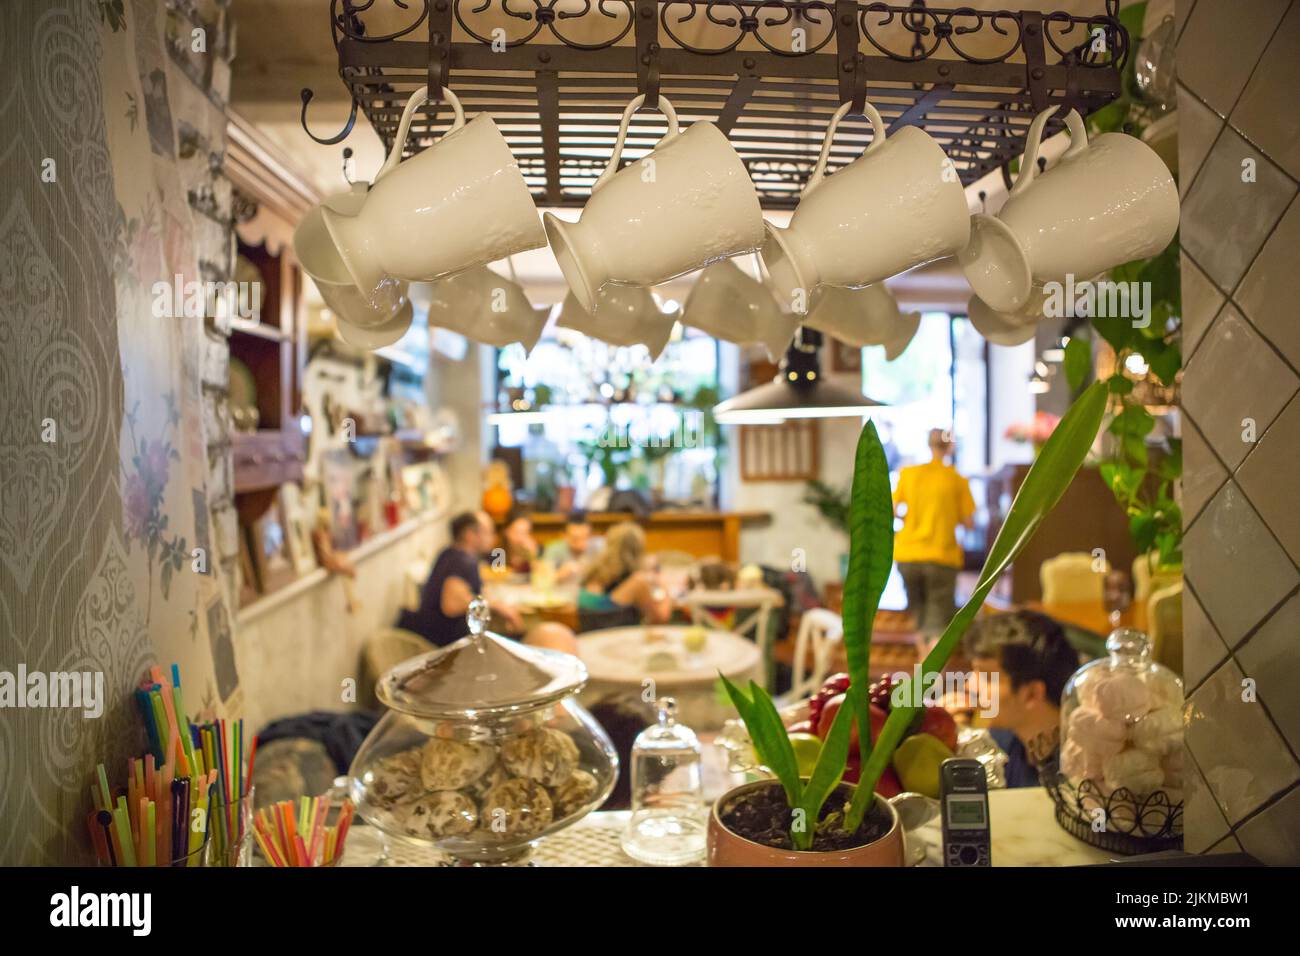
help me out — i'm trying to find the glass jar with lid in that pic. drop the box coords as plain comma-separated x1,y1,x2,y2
1057,627,1184,827
350,598,617,865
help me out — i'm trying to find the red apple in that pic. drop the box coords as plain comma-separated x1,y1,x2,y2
815,693,888,750
917,706,959,753
874,767,903,799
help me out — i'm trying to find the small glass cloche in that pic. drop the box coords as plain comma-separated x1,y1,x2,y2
350,598,617,864
1058,628,1184,824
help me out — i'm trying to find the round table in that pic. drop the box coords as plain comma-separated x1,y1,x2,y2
576,625,763,730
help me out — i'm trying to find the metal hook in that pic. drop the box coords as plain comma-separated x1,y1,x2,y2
300,88,357,146
342,147,354,185
635,0,661,110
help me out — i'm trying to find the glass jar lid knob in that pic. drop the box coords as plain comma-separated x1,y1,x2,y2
467,595,490,637
657,696,678,727
1105,626,1151,663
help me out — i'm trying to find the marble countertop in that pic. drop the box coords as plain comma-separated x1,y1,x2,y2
340,786,1117,867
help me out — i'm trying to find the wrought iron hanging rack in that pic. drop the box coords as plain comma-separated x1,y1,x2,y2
304,0,1127,209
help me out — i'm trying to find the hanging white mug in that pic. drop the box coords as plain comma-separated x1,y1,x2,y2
544,95,765,315
882,309,923,361
296,184,411,328
959,107,1179,314
323,86,547,305
334,300,415,350
681,260,798,361
803,283,919,349
760,99,970,315
557,286,677,359
412,268,550,352
966,295,1039,347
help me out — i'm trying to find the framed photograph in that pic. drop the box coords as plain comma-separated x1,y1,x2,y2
279,482,318,575
828,337,863,374
248,508,295,596
322,449,359,551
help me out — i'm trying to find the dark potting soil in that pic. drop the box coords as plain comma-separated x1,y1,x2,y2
718,783,891,852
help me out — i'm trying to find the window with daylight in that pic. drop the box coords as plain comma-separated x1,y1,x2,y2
493,327,722,509
860,312,991,561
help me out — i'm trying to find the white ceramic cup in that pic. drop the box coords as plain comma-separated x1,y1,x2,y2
761,99,970,314
335,299,415,350
681,260,797,360
959,106,1179,314
966,295,1039,346
803,283,919,349
557,285,677,359
323,86,546,305
544,95,765,315
295,184,411,328
882,309,923,361
412,268,550,352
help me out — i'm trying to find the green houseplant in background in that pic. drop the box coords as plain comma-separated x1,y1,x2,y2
803,479,851,579
709,382,1109,863
1063,0,1183,570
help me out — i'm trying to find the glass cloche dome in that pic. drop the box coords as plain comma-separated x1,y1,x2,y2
350,598,617,864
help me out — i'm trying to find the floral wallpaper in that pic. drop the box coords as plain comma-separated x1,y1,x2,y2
0,0,239,863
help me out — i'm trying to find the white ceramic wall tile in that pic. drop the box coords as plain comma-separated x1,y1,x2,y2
1183,747,1231,852
1236,592,1300,753
1177,0,1291,117
1236,196,1300,370
1186,658,1300,823
1234,784,1300,865
1179,417,1226,525
1178,253,1224,361
1176,85,1224,198
1181,305,1298,471
1206,833,1245,855
1182,585,1228,691
1175,0,1198,42
1180,127,1297,293
1236,394,1300,566
1230,1,1300,181
1184,481,1299,645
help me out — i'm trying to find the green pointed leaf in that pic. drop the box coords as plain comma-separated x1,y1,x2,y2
795,684,858,849
856,382,1110,804
840,420,893,774
721,676,803,809
1064,335,1092,392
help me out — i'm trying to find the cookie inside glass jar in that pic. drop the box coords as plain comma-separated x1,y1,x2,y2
399,790,478,839
500,727,579,787
480,778,554,838
420,737,497,791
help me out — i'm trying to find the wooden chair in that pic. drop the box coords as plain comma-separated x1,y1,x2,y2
1040,551,1106,605
360,628,429,708
681,587,783,690
786,608,844,703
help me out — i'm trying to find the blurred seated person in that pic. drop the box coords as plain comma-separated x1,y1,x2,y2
963,609,1079,787
578,522,672,627
398,510,522,645
541,511,604,582
502,507,540,574
690,559,738,629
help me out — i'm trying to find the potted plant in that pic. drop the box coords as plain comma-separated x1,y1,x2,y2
709,382,1110,866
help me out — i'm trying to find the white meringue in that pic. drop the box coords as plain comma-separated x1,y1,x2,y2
1069,705,1128,759
1103,746,1164,795
1093,670,1154,722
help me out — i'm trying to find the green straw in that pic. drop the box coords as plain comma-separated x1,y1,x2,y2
113,796,137,868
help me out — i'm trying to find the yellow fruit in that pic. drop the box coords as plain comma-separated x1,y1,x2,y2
683,627,709,653
891,732,953,799
788,733,823,778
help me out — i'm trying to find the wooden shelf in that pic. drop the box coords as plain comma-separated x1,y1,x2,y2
230,317,286,342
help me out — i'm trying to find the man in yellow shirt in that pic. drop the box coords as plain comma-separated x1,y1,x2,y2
892,429,976,637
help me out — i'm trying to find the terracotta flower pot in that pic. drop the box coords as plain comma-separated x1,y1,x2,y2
707,780,906,867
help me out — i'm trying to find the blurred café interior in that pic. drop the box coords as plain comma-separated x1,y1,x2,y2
5,0,1299,867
